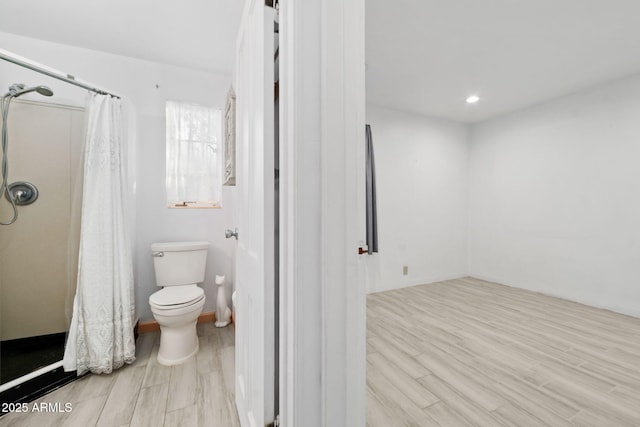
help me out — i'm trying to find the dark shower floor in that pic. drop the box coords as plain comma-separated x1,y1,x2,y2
1,332,67,385
0,332,78,412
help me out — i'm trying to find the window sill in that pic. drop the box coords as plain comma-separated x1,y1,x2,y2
167,203,222,209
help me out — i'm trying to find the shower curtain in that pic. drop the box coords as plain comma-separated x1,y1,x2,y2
63,93,136,375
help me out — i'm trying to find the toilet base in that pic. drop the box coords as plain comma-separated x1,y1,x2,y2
156,320,200,366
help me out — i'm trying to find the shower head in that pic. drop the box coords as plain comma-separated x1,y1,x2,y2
35,86,54,97
6,83,54,98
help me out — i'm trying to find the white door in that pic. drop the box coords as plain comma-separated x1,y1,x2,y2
234,2,275,427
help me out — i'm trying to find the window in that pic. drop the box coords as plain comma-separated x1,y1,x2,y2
166,101,222,207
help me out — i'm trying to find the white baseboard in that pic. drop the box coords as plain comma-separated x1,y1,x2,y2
367,273,468,295
468,273,640,319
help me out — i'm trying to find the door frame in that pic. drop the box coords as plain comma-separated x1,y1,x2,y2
278,0,366,426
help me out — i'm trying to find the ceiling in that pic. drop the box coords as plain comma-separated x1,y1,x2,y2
3,1,640,122
366,0,640,122
0,0,243,75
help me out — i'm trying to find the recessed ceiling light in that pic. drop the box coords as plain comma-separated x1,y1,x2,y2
466,95,480,104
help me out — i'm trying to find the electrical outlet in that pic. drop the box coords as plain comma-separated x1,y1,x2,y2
403,265,408,276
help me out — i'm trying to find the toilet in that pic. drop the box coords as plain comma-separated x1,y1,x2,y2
149,241,209,366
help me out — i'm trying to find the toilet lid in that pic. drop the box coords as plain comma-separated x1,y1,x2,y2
149,284,204,306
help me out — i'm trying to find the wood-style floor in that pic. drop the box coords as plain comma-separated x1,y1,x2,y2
367,277,640,427
1,323,239,427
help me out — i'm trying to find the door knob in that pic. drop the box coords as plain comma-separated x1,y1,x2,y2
225,228,239,240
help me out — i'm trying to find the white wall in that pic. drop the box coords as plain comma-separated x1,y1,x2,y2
0,32,237,321
366,105,469,293
468,74,640,317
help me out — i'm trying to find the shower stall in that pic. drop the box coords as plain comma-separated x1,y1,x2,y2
0,85,84,404
0,49,128,408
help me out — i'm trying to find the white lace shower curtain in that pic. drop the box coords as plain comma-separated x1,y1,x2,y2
63,93,136,375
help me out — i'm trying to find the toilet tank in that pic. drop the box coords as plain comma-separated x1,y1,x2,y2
151,241,209,287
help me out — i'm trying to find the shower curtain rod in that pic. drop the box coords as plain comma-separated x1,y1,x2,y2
0,51,121,99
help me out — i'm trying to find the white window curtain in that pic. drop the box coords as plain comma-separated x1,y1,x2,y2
166,101,222,205
63,93,136,375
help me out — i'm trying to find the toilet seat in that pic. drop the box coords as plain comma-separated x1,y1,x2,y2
149,284,204,310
